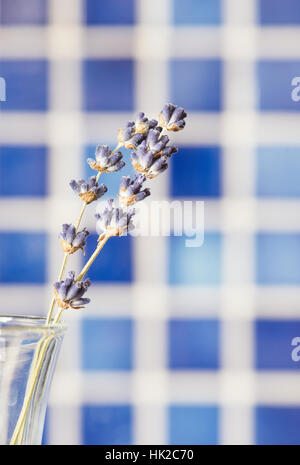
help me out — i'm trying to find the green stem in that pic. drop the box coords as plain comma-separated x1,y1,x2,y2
111,143,122,155
53,308,64,325
46,253,69,325
76,235,110,282
75,202,87,231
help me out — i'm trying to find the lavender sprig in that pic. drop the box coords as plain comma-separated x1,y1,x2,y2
49,103,186,322
10,103,188,445
11,103,188,447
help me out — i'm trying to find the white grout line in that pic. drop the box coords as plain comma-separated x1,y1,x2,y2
4,112,300,144
49,369,300,408
132,0,172,446
219,0,257,445
3,284,300,319
3,198,300,232
46,0,84,446
2,26,300,60
47,405,81,445
84,27,135,58
0,27,47,58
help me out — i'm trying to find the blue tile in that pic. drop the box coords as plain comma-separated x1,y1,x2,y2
82,405,132,445
0,60,48,111
256,320,300,370
83,60,134,111
170,59,222,111
173,0,221,25
256,233,300,284
169,232,222,285
85,0,135,25
0,232,46,283
0,146,47,196
256,407,300,445
168,319,219,370
170,146,221,197
257,146,300,197
257,61,300,111
84,145,136,198
82,318,133,371
0,0,47,24
259,0,300,25
169,405,219,445
83,234,132,282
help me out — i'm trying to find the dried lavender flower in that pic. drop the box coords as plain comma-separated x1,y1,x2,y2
95,198,135,240
54,271,91,309
59,224,89,255
131,145,169,179
87,145,125,173
118,174,151,207
143,129,167,155
158,103,187,132
118,112,158,149
70,176,107,204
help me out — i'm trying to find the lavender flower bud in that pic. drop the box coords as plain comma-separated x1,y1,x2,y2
131,144,170,179
147,156,169,178
54,271,91,309
95,199,135,240
118,174,151,207
145,129,169,155
59,224,89,255
87,145,125,174
141,130,177,158
70,176,107,204
158,103,187,132
118,112,158,149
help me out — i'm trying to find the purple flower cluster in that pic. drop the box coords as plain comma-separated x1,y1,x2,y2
70,176,107,204
54,271,91,310
129,127,178,178
95,199,135,240
118,174,150,207
158,103,187,132
117,105,185,179
87,145,125,173
59,224,89,255
131,145,170,178
118,112,158,149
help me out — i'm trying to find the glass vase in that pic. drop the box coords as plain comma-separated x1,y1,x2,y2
0,315,66,445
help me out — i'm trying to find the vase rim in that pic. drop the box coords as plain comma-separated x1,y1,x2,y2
0,314,67,334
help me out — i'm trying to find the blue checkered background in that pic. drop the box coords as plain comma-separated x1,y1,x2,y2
1,0,300,445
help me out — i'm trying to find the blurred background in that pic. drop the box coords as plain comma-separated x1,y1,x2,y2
1,0,300,445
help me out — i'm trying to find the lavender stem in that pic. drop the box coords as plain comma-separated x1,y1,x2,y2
76,234,111,282
46,252,69,324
